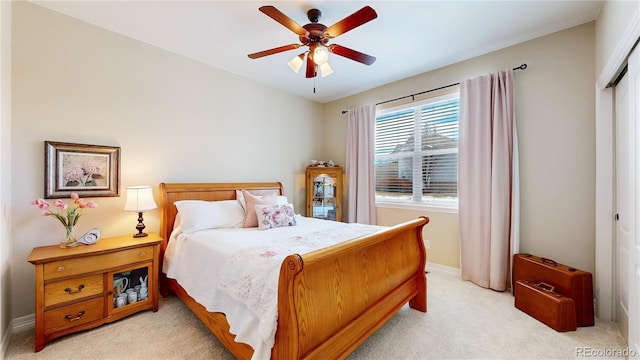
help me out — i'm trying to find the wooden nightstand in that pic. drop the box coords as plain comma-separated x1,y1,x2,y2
27,233,162,352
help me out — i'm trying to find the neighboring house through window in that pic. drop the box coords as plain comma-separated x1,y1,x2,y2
374,92,459,211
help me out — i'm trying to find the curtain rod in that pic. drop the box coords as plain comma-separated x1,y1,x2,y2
341,63,527,114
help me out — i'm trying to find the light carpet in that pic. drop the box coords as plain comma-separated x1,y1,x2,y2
5,271,628,360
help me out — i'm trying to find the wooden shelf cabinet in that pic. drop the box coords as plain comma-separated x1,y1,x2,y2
306,165,342,222
27,233,162,352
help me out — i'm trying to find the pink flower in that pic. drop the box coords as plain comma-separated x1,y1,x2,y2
54,199,68,210
63,167,84,182
31,194,97,228
82,160,103,176
260,250,277,258
32,199,50,210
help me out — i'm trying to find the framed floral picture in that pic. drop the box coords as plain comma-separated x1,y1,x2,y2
45,141,121,198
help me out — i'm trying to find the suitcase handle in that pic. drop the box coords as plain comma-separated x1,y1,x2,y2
537,282,556,292
541,257,558,266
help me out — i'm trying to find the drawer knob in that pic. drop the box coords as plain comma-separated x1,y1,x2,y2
64,310,85,322
140,251,146,257
64,284,85,294
57,266,65,272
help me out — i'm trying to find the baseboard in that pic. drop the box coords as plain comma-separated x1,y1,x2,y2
426,261,461,277
1,324,9,359
12,313,35,333
1,313,35,356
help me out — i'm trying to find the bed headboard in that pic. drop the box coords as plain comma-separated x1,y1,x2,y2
158,182,284,255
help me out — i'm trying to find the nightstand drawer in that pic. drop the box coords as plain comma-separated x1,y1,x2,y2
44,297,104,334
43,246,154,280
44,274,103,308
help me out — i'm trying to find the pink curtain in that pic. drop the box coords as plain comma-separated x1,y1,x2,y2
459,69,518,291
346,104,376,224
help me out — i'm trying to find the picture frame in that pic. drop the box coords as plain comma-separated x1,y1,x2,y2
45,141,121,198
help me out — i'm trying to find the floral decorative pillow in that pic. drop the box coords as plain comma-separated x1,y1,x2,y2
242,190,278,228
255,204,297,230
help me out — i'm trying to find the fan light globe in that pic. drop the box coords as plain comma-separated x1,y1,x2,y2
320,63,334,77
288,54,304,73
313,47,329,65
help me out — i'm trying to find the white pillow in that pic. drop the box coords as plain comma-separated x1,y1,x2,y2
174,200,245,234
255,204,297,230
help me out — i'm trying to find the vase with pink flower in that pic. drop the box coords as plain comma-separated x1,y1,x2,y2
31,193,98,248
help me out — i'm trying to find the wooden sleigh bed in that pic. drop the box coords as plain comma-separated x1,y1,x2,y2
158,182,429,360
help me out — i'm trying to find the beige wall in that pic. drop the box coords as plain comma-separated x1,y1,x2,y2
377,207,460,269
595,0,640,78
1,0,12,352
10,2,324,319
324,22,596,273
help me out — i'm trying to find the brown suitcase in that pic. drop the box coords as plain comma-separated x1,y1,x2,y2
512,253,594,326
514,280,578,332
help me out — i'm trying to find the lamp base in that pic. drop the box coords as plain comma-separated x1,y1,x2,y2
133,212,148,238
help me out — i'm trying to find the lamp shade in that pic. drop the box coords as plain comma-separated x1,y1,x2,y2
123,186,157,212
288,53,305,73
319,62,334,77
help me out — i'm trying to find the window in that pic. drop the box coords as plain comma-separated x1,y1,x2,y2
375,92,459,208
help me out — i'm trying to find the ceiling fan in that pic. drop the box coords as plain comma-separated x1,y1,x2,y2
248,5,377,78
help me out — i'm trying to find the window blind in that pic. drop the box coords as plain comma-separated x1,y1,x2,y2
375,96,459,201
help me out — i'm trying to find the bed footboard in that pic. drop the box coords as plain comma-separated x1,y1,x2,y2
272,216,429,360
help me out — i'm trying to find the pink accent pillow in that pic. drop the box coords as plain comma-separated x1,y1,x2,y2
242,190,278,228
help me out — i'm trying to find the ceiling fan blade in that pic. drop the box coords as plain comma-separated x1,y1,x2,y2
248,44,301,59
325,6,377,38
328,44,376,65
306,53,316,78
259,6,307,36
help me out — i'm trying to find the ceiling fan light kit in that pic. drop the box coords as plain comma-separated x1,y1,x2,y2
248,5,377,79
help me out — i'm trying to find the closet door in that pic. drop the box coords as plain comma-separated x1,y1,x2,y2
628,45,640,357
614,70,631,342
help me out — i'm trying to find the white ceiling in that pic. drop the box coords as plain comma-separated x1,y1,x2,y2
31,1,602,104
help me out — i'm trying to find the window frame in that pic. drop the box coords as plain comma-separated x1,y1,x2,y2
374,91,460,212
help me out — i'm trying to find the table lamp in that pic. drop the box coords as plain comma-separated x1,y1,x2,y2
123,185,157,237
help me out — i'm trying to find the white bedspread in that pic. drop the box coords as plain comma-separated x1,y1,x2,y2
163,215,383,360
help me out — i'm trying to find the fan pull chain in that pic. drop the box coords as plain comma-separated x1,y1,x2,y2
313,77,316,93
